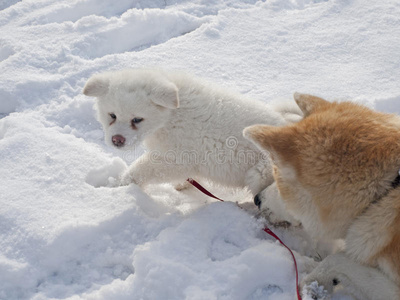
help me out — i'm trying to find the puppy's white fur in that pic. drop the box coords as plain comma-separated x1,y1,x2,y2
257,182,301,226
83,69,302,195
302,253,400,300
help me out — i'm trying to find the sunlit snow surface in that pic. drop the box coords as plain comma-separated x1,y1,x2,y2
1,0,399,299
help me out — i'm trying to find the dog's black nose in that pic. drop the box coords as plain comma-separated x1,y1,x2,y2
112,135,125,147
254,194,261,208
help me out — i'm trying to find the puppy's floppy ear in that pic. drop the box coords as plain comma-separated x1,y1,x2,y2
83,74,110,97
294,92,330,117
149,79,179,109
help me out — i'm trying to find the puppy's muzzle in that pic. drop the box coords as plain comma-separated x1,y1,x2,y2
112,135,126,147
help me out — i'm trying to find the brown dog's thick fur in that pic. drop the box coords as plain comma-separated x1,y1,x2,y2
244,93,400,299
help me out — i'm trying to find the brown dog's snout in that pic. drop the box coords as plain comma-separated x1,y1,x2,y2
112,135,125,147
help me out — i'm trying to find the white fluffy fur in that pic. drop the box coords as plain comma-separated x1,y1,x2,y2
302,253,400,300
83,69,302,194
257,182,301,226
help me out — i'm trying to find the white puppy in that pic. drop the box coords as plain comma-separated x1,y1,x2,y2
83,69,302,195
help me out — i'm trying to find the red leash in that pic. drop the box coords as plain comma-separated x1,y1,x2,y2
186,178,302,300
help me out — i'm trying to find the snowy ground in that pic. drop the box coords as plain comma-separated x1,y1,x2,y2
1,0,399,299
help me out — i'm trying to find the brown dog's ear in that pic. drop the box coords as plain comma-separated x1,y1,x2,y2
294,92,330,117
149,79,179,109
243,124,298,171
243,125,280,153
83,74,110,97
243,124,295,159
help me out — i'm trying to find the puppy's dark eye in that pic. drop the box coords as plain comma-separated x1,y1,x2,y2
109,113,116,119
132,117,143,124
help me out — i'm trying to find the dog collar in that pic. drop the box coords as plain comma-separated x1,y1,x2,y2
361,170,400,217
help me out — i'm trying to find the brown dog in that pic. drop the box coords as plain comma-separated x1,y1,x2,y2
244,93,400,299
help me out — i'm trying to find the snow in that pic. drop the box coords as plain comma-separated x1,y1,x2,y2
0,0,399,299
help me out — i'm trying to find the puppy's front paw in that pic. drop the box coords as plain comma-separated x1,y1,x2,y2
302,281,330,300
117,171,138,187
